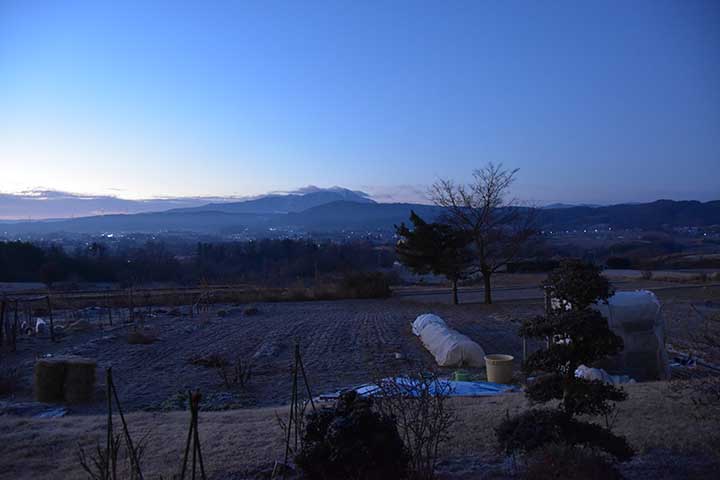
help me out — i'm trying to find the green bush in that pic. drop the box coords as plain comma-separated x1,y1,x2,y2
295,391,408,480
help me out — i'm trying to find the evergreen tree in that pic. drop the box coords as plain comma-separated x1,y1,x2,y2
497,260,634,461
395,211,473,305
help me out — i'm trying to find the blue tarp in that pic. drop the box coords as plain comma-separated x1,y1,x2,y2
321,376,518,400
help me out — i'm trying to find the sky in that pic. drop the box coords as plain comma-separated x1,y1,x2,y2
1,0,719,206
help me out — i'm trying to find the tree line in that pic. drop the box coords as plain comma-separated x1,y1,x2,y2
0,238,395,287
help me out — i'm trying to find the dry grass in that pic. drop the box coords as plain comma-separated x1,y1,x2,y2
0,381,717,479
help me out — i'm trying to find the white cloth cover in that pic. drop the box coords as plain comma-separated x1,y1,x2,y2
412,313,447,336
575,365,635,385
593,290,669,381
411,314,486,367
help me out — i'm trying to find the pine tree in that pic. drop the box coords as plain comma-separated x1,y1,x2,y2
395,211,473,305
497,260,634,461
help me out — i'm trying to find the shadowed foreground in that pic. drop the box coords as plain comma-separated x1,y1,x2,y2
1,381,718,479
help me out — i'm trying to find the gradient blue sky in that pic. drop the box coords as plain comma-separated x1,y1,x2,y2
1,0,719,204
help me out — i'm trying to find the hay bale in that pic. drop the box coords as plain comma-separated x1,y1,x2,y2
64,357,96,403
34,356,97,403
34,358,66,403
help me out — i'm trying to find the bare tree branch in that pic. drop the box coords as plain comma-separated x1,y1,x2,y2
429,163,538,304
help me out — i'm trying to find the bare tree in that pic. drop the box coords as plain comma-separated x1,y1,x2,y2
374,373,455,480
430,163,537,304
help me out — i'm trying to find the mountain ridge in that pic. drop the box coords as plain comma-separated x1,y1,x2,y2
0,197,717,236
169,188,374,215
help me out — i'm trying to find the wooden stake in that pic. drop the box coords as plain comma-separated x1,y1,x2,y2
0,298,5,347
280,341,316,479
180,391,206,480
11,301,18,352
46,295,55,342
106,368,114,480
109,371,144,480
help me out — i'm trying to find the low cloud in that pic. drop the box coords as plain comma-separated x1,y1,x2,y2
361,185,432,204
0,189,241,220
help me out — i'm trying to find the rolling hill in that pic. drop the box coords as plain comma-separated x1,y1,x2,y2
0,195,717,237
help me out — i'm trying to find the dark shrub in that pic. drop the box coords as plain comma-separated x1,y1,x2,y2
340,272,392,299
126,329,157,345
523,443,622,480
605,256,631,269
498,260,633,463
295,391,408,480
188,352,228,368
542,259,613,310
496,409,633,461
0,368,20,396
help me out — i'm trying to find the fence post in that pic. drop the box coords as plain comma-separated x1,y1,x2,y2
0,298,5,348
11,301,18,352
46,295,55,342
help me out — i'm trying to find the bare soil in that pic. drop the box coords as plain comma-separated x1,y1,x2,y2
1,287,719,479
0,298,541,414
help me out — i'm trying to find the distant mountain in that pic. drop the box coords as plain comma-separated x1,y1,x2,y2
0,210,273,235
543,203,603,209
172,187,374,215
283,201,441,230
0,199,717,237
0,186,373,220
538,200,720,230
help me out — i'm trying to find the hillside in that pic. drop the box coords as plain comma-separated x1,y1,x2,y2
0,198,717,236
170,187,374,215
538,200,720,230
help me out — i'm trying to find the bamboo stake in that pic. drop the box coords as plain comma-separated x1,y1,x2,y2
106,368,114,480
109,371,144,480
